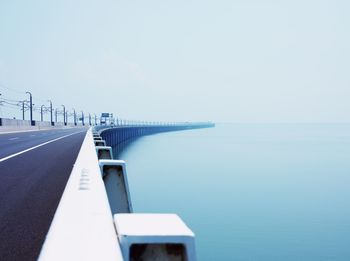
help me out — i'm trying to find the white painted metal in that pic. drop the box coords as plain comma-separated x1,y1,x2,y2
38,129,123,261
114,213,197,261
99,160,133,214
94,140,106,146
95,146,113,159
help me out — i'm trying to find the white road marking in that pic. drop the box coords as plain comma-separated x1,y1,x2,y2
8,137,19,141
0,131,86,163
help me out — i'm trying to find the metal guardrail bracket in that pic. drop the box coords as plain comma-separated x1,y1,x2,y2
94,140,106,146
95,146,113,160
99,160,132,214
114,214,196,261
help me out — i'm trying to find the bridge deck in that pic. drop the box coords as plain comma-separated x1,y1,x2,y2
0,128,86,260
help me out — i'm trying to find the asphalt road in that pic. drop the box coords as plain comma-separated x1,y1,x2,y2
0,128,87,261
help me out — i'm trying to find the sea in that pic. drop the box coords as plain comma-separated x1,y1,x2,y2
113,123,350,261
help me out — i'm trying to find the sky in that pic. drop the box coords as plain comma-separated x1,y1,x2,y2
0,0,349,123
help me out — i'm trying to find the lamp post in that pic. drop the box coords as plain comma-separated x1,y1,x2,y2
88,113,91,126
73,109,77,126
26,91,33,125
81,111,84,126
40,105,44,121
62,105,66,125
21,100,26,120
48,100,53,126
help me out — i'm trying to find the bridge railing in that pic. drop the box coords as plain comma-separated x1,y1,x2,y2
39,121,214,260
39,129,123,261
93,122,215,260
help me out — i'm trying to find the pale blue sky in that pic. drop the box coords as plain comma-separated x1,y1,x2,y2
0,0,349,122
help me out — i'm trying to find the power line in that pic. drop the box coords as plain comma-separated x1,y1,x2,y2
0,82,25,95
0,82,58,104
0,84,100,123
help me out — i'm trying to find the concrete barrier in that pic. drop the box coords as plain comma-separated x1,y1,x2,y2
0,117,87,132
0,118,32,127
38,129,123,261
37,121,52,127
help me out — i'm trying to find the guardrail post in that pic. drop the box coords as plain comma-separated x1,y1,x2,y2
114,214,196,261
99,160,132,214
95,146,113,160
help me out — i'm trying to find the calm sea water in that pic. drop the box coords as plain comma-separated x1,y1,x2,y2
115,124,350,260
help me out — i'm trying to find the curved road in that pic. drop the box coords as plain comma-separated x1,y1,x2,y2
0,128,87,261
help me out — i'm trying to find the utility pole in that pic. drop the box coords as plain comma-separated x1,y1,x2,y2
41,105,44,121
81,111,84,126
62,105,66,125
26,91,33,125
73,109,77,126
48,100,53,126
22,100,25,120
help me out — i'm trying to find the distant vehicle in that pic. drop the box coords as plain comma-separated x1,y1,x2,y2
100,113,110,125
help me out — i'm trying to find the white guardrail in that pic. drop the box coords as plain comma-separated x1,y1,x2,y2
39,127,196,261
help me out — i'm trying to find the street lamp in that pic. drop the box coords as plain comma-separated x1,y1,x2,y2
48,100,53,126
62,105,66,125
21,100,27,120
73,109,77,126
40,105,45,121
26,91,33,125
81,111,84,126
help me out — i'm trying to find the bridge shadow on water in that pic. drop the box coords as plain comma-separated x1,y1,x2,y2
112,137,142,160
100,123,215,160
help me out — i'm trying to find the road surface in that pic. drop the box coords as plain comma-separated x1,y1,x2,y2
0,128,87,260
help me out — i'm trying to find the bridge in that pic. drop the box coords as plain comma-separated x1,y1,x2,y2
0,118,214,261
